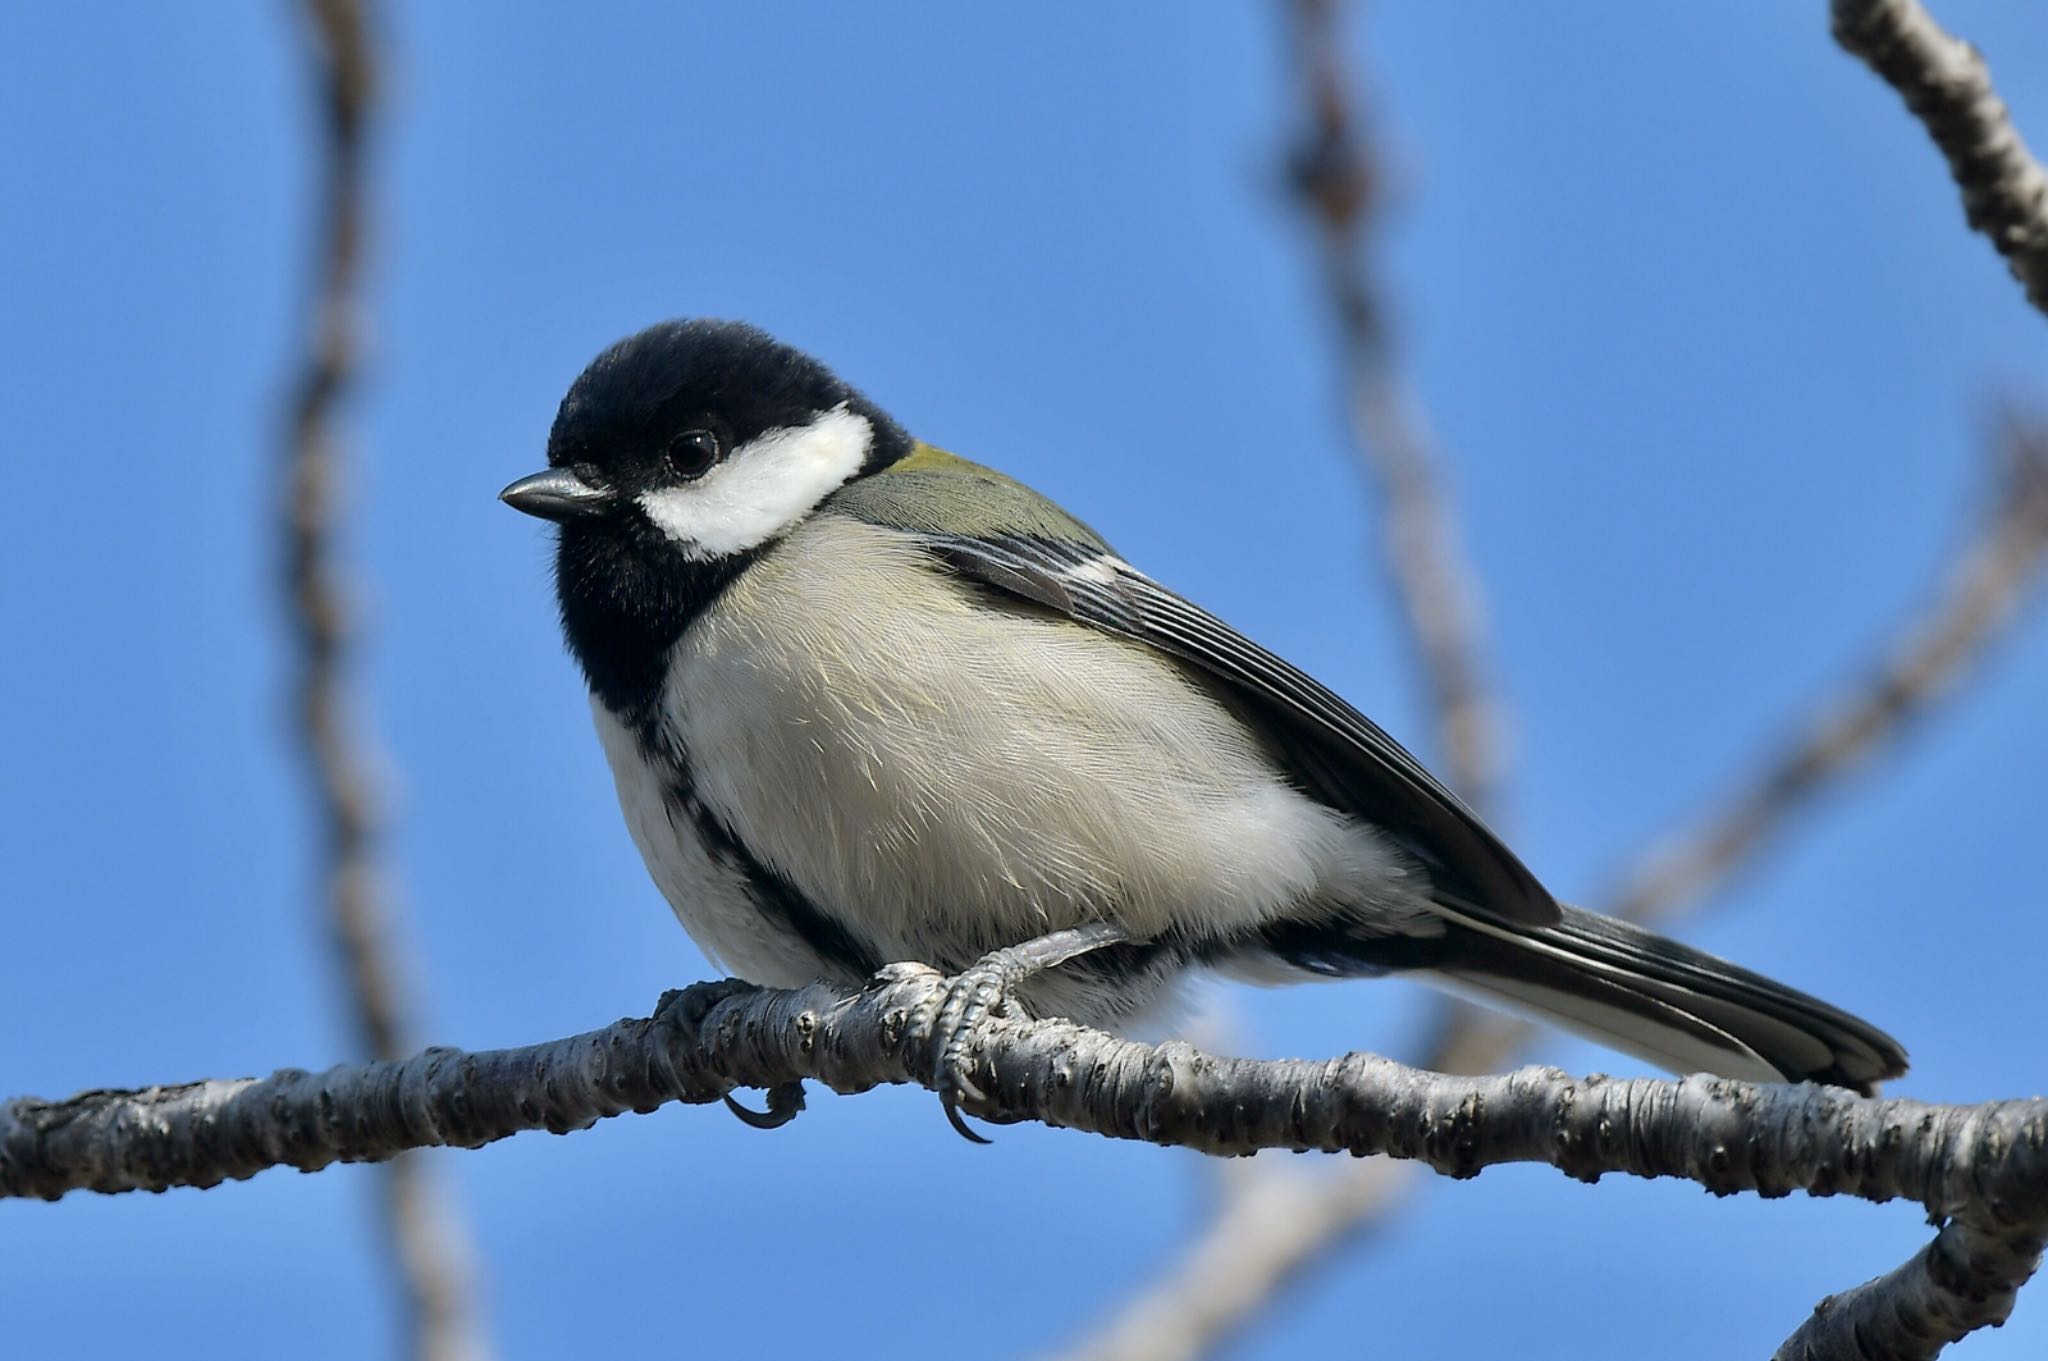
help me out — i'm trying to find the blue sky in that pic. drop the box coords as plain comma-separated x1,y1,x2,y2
4,4,2047,1359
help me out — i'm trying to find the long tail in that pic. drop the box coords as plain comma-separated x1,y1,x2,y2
1258,904,1908,1094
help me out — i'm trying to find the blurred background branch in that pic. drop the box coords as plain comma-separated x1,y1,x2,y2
1609,420,2048,922
1051,9,1523,1358
1048,4,2048,1359
8,5,2048,1359
285,3,490,1358
1284,0,1503,814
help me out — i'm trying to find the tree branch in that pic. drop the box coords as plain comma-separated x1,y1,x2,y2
1286,0,1504,812
1053,418,2048,1361
4,971,2043,1359
1048,7,2048,1358
284,3,488,1358
1059,7,1529,1350
1777,1216,2048,1361
1055,1156,1411,1361
1059,0,2048,1348
1064,7,1527,1344
289,0,396,1093
1832,0,2048,317
1609,420,2048,922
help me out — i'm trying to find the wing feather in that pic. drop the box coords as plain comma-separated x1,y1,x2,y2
823,451,1556,924
918,529,1558,925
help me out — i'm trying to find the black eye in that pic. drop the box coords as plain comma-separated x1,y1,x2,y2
665,428,724,480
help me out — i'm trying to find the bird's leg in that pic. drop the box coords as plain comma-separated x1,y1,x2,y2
928,922,1130,1142
723,1080,807,1130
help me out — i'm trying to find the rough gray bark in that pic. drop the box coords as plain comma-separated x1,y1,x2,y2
1832,0,2048,316
4,968,2043,1359
1778,1216,2048,1360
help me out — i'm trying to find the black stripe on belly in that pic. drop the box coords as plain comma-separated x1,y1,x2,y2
656,755,884,981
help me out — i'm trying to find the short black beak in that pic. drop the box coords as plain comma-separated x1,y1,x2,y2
499,468,618,521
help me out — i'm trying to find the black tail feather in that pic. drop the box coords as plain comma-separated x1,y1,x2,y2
1253,904,1907,1095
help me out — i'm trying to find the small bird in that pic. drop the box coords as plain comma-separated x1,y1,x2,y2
502,319,1906,1131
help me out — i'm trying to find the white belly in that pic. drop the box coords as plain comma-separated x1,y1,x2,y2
650,513,1412,973
592,701,842,988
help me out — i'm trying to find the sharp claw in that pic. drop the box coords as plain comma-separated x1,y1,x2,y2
723,1081,807,1130
930,975,1004,1140
723,1093,781,1128
943,1100,993,1144
922,923,1132,1144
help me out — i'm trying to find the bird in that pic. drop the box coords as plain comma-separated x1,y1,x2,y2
500,317,1907,1134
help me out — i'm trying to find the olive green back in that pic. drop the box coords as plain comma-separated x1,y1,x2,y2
826,443,1114,553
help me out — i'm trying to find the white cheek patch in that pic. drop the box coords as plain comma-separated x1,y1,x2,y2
638,403,873,558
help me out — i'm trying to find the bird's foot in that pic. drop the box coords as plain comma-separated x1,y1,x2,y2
927,923,1129,1143
723,1080,806,1130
